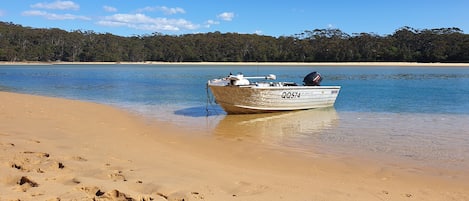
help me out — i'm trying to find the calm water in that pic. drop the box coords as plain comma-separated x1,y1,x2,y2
1,64,469,169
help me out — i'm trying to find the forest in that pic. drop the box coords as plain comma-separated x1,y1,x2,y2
1,21,468,63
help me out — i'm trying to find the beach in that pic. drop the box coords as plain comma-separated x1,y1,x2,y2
1,91,469,201
1,61,469,67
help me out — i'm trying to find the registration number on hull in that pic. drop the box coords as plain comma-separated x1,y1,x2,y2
281,91,301,99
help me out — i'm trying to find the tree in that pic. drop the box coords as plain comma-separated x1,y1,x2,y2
0,21,468,63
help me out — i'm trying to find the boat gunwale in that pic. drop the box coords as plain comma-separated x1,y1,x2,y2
208,84,341,90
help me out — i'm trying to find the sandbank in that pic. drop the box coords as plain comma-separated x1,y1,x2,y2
1,61,469,67
1,91,468,200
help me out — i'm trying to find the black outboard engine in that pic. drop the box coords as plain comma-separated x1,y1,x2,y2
303,71,322,86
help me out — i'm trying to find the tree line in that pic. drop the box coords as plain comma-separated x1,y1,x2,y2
1,21,468,63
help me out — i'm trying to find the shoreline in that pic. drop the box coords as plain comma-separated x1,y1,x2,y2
1,61,469,67
1,91,469,200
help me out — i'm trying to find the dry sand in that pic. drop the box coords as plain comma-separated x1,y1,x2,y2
1,91,468,201
1,61,469,67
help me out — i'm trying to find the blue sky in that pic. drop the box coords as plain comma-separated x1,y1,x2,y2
1,0,468,37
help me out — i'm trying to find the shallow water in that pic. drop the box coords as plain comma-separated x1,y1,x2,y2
1,64,469,170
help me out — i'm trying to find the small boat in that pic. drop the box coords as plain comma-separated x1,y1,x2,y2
207,71,341,114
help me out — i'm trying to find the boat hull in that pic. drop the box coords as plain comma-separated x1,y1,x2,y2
208,84,341,114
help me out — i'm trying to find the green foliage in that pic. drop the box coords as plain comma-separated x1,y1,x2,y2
0,21,468,62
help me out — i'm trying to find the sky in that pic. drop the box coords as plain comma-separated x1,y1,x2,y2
1,0,468,37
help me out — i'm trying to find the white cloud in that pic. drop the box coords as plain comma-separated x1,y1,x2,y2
103,5,117,12
217,12,234,21
136,6,185,15
22,10,90,20
97,13,199,31
0,10,5,17
31,0,80,10
159,6,185,15
254,30,263,35
204,20,219,28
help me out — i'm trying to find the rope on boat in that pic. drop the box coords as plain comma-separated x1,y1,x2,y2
205,83,219,116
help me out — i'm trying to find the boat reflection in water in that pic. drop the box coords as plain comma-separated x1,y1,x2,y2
212,108,339,148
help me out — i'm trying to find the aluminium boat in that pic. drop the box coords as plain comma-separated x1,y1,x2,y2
207,71,341,114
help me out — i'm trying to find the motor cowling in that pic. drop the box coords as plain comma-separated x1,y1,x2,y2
303,71,322,86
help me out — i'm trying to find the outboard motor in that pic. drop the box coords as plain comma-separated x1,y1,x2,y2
303,71,322,86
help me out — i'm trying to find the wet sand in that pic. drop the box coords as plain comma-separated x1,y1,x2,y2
1,91,468,200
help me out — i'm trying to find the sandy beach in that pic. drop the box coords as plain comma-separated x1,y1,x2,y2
1,91,469,201
1,61,469,67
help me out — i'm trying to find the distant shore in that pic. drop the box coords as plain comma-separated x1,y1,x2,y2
1,61,469,67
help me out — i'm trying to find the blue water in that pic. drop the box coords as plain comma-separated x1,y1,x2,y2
2,65,469,114
2,64,469,169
